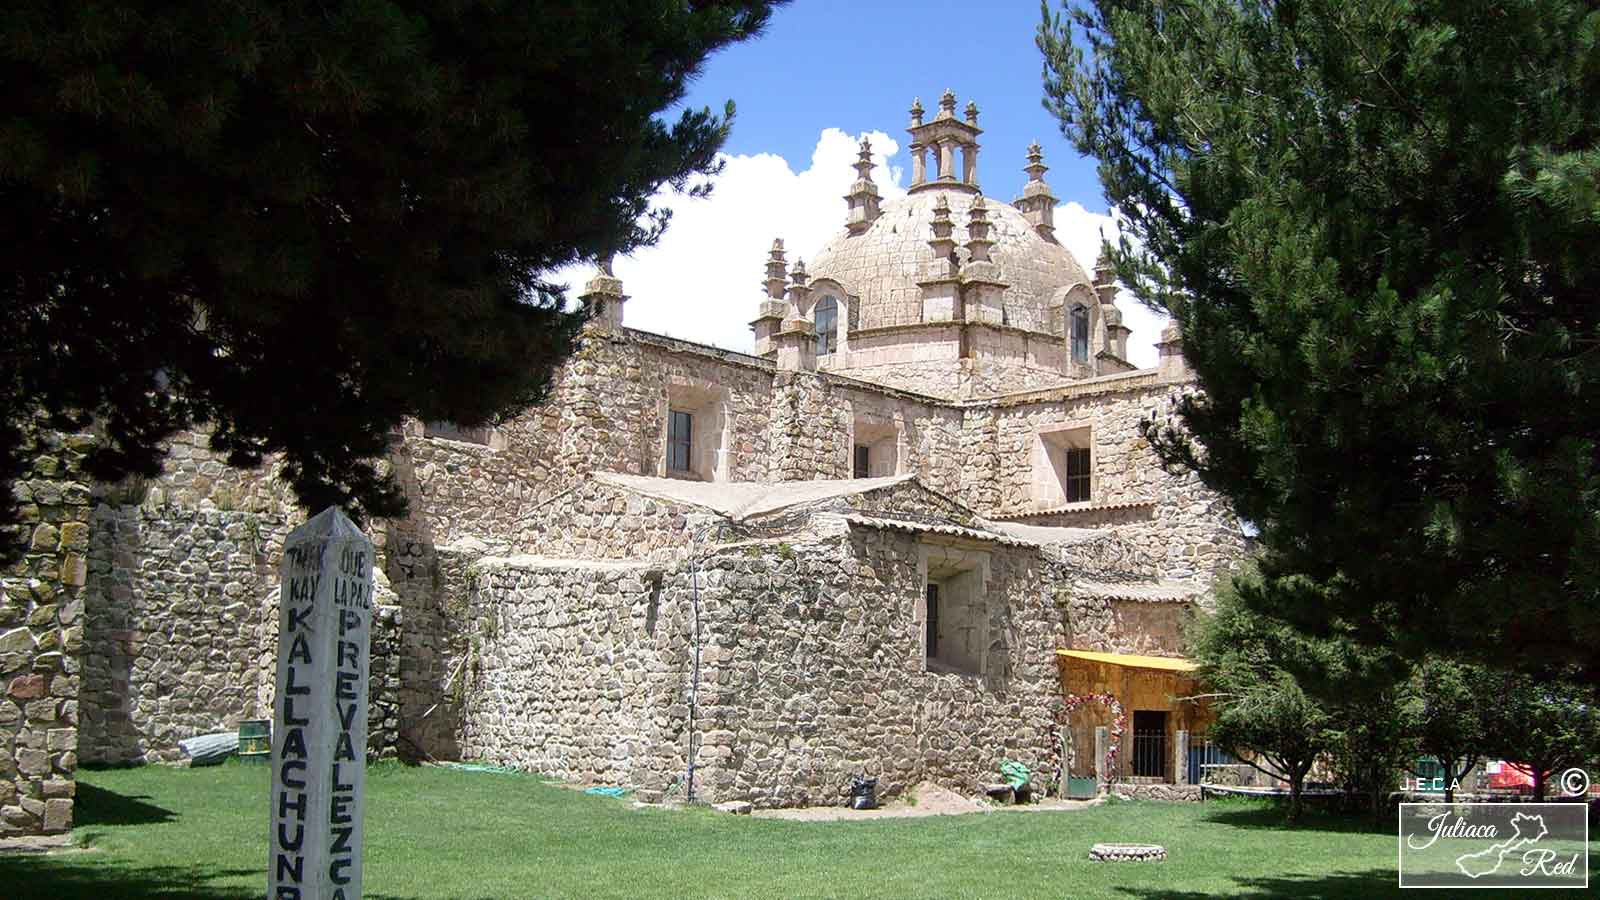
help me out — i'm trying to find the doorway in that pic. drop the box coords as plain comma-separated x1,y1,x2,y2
1131,710,1169,779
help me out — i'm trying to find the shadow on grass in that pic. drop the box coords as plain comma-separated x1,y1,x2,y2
1199,799,1394,835
1117,867,1400,899
73,782,178,827
0,857,258,900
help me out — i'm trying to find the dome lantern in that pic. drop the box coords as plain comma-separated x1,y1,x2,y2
907,90,982,195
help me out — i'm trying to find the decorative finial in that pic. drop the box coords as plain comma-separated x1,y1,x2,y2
598,253,615,277
933,193,951,216
909,97,924,127
854,135,875,179
1024,141,1049,183
939,89,957,118
764,238,789,299
964,100,979,125
966,197,994,262
791,258,808,284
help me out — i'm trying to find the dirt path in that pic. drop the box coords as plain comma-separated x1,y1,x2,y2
751,781,1102,822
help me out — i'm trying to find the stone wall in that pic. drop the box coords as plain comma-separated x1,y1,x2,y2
79,505,404,764
1113,783,1201,802
376,324,1243,590
1065,594,1195,658
383,542,476,762
394,328,782,550
1,430,91,836
46,316,1250,791
514,480,702,564
80,506,285,764
455,558,686,795
674,530,1066,806
454,525,1068,809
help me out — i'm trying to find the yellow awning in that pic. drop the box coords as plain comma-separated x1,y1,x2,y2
1055,649,1198,672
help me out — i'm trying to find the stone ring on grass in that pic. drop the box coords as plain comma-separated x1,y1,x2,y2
1089,843,1167,862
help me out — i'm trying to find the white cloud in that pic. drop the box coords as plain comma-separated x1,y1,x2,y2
1051,201,1170,369
552,128,904,353
553,133,1169,369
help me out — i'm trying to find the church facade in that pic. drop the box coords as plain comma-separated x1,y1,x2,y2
0,93,1249,834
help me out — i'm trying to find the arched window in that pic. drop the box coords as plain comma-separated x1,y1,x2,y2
1070,304,1090,364
815,295,838,356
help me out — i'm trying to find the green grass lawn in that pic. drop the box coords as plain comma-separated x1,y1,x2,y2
1,762,1589,899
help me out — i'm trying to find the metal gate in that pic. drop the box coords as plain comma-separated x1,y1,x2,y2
1187,734,1238,785
1131,710,1168,779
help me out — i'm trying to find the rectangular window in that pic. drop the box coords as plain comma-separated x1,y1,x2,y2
423,421,491,445
1064,446,1091,503
925,583,940,659
668,409,693,473
853,444,870,478
1070,304,1090,364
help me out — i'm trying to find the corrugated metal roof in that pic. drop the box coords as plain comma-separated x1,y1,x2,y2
1056,649,1198,672
841,514,1035,547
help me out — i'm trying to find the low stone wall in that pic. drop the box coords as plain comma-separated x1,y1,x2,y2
1112,782,1202,802
1,430,91,836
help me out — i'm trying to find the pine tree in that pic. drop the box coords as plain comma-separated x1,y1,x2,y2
1042,0,1600,679
1189,577,1333,821
0,1,781,559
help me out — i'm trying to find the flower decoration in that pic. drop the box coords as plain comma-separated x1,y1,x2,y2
1056,692,1126,784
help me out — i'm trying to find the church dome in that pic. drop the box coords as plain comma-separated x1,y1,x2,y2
807,189,1093,334
749,92,1132,399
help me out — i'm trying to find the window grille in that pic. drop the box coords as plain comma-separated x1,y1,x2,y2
1064,446,1091,502
667,409,693,472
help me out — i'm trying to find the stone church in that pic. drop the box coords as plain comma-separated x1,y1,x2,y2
1,92,1249,834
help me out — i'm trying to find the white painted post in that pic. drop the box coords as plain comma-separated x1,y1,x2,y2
1094,726,1108,793
1174,730,1190,785
268,507,373,900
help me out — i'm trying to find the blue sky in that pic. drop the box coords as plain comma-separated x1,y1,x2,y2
677,1,1109,216
558,1,1171,367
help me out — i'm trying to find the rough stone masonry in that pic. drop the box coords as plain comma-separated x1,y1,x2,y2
7,90,1255,830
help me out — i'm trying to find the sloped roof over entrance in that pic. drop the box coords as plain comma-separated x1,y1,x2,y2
591,473,918,521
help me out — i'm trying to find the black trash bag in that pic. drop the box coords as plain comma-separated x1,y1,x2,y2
848,774,878,810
